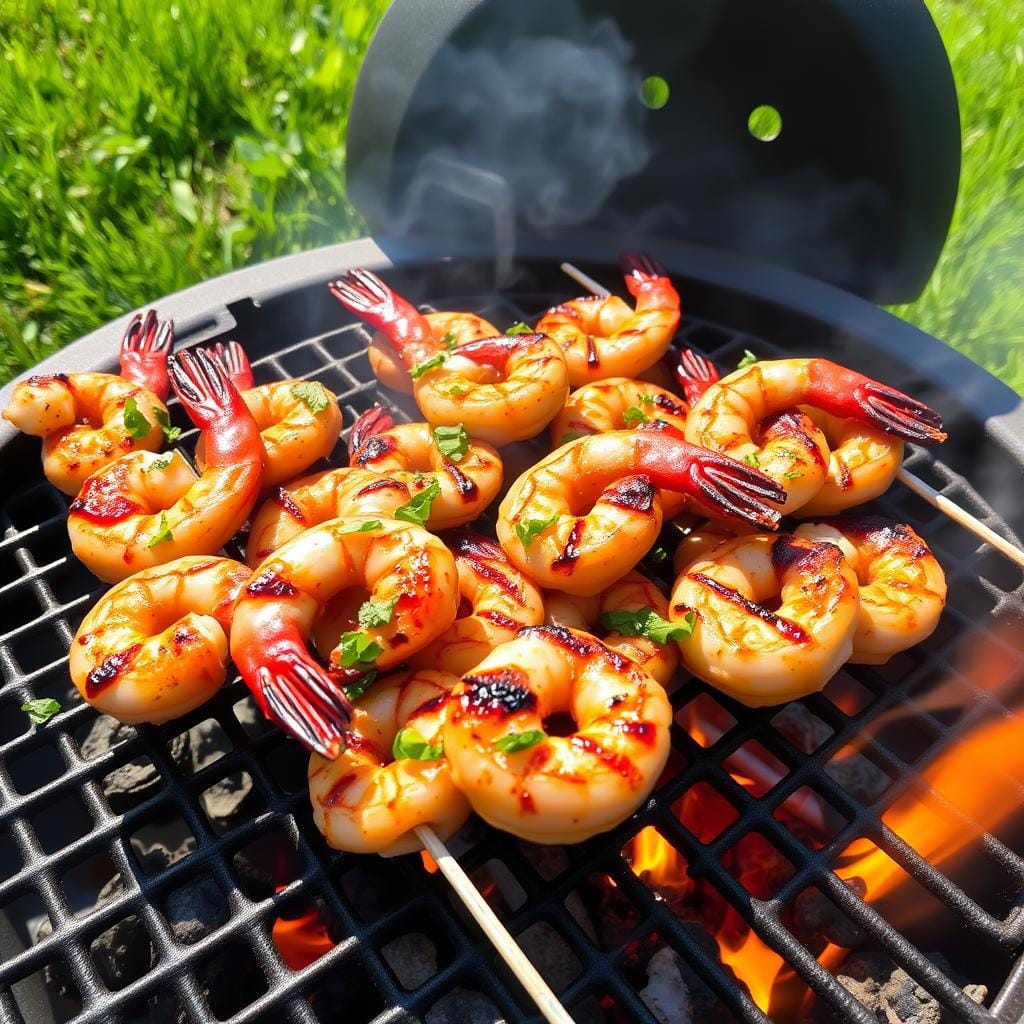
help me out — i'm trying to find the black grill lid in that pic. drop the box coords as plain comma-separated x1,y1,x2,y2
346,0,961,305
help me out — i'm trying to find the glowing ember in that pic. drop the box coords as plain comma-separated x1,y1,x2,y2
271,905,335,971
421,850,439,873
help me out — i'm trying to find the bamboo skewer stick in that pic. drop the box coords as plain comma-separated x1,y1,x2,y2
559,261,1024,570
414,825,575,1024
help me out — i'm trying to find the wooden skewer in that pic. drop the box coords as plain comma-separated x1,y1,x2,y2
559,261,1024,571
414,825,576,1024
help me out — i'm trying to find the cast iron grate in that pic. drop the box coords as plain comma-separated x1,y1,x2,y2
0,257,1022,1024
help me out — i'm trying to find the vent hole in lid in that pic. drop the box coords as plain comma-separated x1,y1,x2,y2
640,75,670,109
749,104,783,141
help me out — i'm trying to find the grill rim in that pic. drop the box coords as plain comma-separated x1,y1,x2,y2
2,240,1023,1024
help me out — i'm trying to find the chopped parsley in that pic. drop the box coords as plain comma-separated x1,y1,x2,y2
394,477,441,527
647,545,670,564
22,698,61,724
737,349,758,369
343,671,377,703
146,512,173,548
622,406,650,424
358,596,398,628
493,730,546,753
784,470,804,480
433,423,469,462
560,430,589,445
409,352,447,379
505,321,533,335
515,514,558,549
339,519,382,534
148,456,173,472
743,452,761,467
440,330,458,352
336,631,383,668
600,607,696,644
122,397,151,440
291,381,331,414
447,382,470,396
154,407,181,443
392,727,444,761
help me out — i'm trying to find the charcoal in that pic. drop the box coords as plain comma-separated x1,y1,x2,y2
773,703,832,755
188,717,234,772
640,947,694,1024
518,841,570,881
382,932,438,989
165,876,228,944
91,912,153,990
84,717,189,813
200,770,254,822
425,987,506,1024
514,921,581,993
802,951,988,1024
826,753,890,803
793,882,866,948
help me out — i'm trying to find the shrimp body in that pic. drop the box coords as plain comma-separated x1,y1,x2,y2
369,311,500,395
796,411,902,516
672,520,749,577
497,431,784,596
309,669,471,855
670,534,859,706
69,556,251,724
550,378,690,516
329,269,568,443
443,625,672,844
795,516,946,664
685,358,945,513
545,571,679,685
230,517,459,757
67,351,265,582
409,531,546,676
536,253,681,386
3,373,167,496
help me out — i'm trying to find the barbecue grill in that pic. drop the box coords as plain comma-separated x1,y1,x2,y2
2,2,1024,1023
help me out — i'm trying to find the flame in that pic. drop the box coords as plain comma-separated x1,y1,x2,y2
836,714,1024,902
271,905,335,971
629,825,689,891
718,929,786,1012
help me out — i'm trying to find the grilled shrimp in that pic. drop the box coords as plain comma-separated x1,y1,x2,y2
545,571,679,686
70,556,251,724
497,431,785,596
330,269,569,444
195,342,342,488
118,309,174,400
408,531,546,676
685,358,946,514
3,372,167,496
308,668,471,855
670,534,859,706
348,408,503,526
67,350,265,582
795,516,946,663
230,517,459,757
672,520,749,576
536,253,681,386
443,625,672,844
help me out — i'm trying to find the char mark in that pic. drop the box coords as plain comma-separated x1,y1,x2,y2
460,669,536,718
443,461,478,501
477,609,522,631
246,570,299,599
604,474,655,513
85,643,142,698
355,477,408,497
354,434,397,466
274,487,306,522
690,573,810,644
551,520,585,574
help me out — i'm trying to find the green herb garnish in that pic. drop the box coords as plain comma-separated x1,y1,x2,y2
647,546,670,564
737,349,758,369
291,381,331,414
123,396,151,440
22,698,61,724
343,671,377,703
493,730,546,753
148,456,172,472
394,477,441,527
560,430,589,445
504,322,533,335
515,514,559,549
743,452,760,467
358,596,398,628
153,407,181,443
340,519,382,534
433,423,469,462
392,727,444,761
600,607,696,644
622,406,650,424
336,631,383,668
146,512,173,547
784,470,804,480
409,352,447,379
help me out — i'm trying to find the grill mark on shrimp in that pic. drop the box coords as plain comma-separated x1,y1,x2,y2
603,475,655,513
585,335,600,367
85,643,142,698
521,624,632,672
819,515,929,559
477,609,523,631
652,393,686,416
688,572,811,644
460,670,536,718
551,520,585,574
570,734,641,784
443,460,478,501
461,555,522,601
27,373,72,388
69,469,142,524
355,477,408,497
273,487,306,522
354,434,397,465
246,570,299,598
760,410,826,465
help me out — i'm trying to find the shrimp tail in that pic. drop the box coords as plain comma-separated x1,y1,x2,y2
635,435,785,529
203,341,255,392
119,309,174,401
456,333,545,366
675,347,720,405
347,405,394,463
620,250,668,283
806,359,946,443
254,650,351,759
620,251,681,312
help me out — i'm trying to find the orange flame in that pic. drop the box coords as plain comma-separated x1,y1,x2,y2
421,850,439,874
271,905,336,971
718,929,786,1012
629,825,689,891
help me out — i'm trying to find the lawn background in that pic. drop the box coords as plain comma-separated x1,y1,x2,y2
1,0,1021,391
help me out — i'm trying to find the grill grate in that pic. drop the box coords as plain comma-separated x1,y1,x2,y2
1,256,1022,1024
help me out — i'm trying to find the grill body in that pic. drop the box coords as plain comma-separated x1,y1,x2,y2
1,239,1023,1024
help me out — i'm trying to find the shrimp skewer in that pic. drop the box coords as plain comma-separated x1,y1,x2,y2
498,430,785,595
443,625,672,844
67,349,265,582
230,517,459,757
198,341,342,488
330,269,569,444
536,252,681,387
70,556,251,724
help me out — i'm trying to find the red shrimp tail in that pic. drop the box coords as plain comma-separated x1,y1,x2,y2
202,341,255,392
636,435,785,529
675,348,720,404
347,405,394,463
254,651,351,759
620,251,668,283
860,382,947,443
119,310,174,400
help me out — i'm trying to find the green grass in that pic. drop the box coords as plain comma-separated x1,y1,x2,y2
0,0,1021,392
